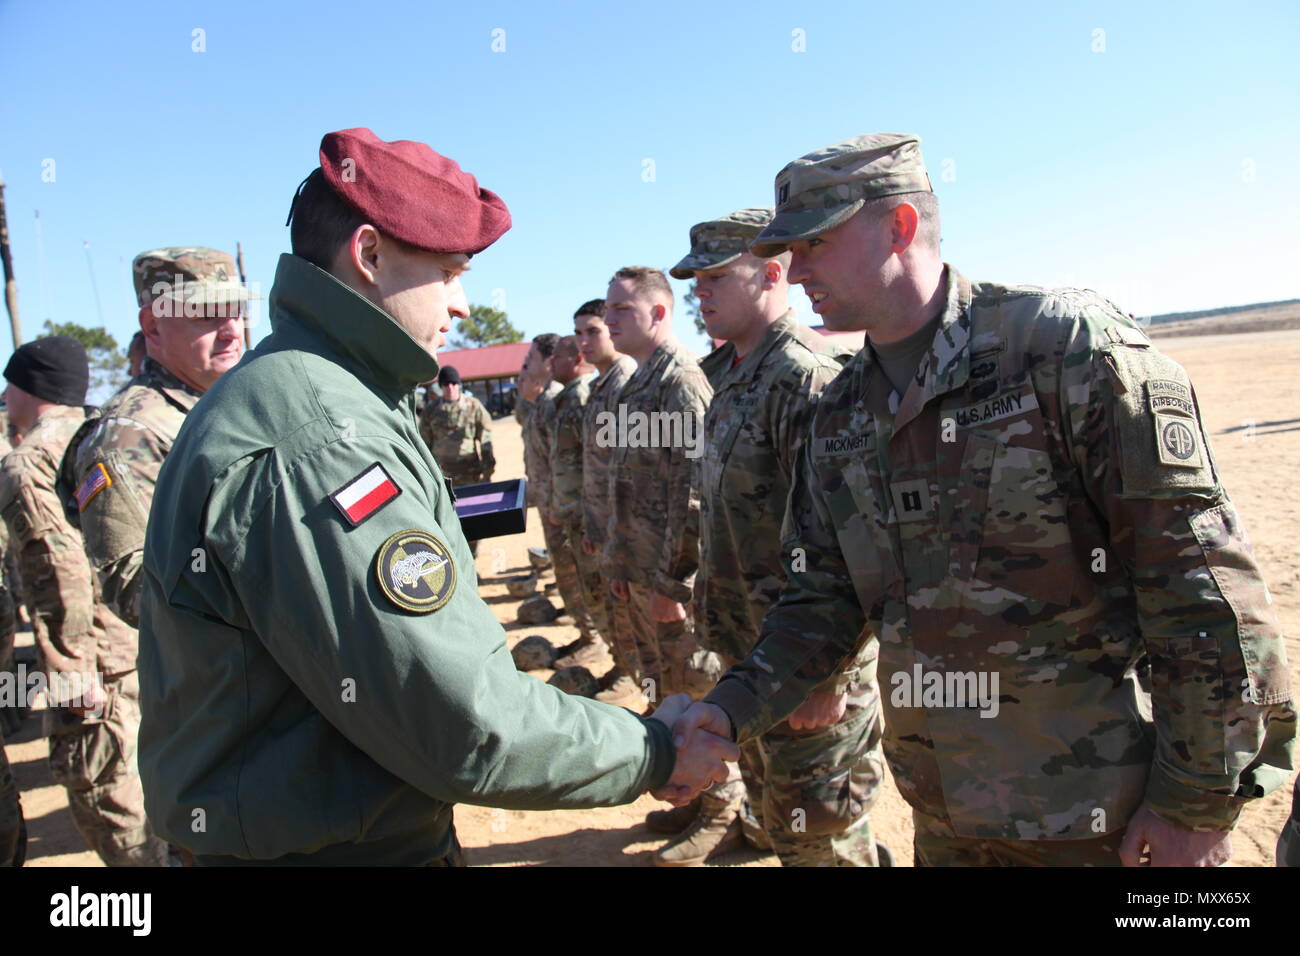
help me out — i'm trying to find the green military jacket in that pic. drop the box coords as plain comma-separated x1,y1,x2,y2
707,266,1294,838
581,356,634,550
61,358,200,628
417,392,495,483
695,312,864,690
138,254,673,864
548,371,597,528
0,406,135,683
601,341,710,604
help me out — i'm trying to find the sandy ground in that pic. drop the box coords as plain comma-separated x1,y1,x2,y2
9,327,1299,867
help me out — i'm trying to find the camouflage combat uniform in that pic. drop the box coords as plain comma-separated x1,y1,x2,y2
0,424,16,691
582,356,636,676
418,391,495,487
0,405,168,866
525,381,597,641
61,358,201,628
706,266,1296,864
602,340,715,699
519,381,561,509
0,424,23,867
696,310,884,866
548,371,606,647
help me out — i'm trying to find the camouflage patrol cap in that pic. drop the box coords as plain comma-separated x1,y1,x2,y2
749,134,932,258
668,207,774,279
132,246,246,312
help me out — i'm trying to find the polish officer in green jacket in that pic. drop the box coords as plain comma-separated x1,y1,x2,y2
138,128,738,866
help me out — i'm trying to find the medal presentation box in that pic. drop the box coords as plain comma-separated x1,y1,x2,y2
452,478,528,541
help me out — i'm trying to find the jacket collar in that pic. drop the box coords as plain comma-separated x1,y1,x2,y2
267,254,440,401
721,309,799,387
140,356,203,412
862,264,972,431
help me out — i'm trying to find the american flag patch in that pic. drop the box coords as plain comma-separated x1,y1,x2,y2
329,463,401,527
75,462,112,512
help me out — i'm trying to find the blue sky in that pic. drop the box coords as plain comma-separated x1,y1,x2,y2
2,0,1297,358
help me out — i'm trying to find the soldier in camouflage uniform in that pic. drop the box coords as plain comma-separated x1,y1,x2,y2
0,409,21,863
61,247,245,629
674,134,1295,867
516,334,561,542
0,337,168,866
0,411,18,736
418,365,494,487
519,334,599,643
602,266,743,865
668,207,887,867
574,301,640,702
419,365,494,558
547,334,610,668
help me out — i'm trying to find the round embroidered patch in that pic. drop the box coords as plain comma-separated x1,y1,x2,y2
375,530,456,613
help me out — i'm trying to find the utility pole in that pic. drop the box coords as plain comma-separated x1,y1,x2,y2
0,170,22,349
236,241,251,349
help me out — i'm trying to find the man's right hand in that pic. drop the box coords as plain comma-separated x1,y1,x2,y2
609,578,629,601
648,695,739,805
672,700,733,749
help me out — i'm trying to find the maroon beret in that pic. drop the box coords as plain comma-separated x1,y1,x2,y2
318,128,512,256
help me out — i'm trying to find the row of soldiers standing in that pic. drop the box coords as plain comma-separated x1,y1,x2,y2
511,214,886,866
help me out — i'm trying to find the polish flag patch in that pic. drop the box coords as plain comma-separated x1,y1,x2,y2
330,463,402,527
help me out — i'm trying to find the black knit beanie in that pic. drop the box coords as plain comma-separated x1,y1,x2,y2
3,336,90,406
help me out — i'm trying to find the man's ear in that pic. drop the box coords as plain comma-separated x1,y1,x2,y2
138,305,161,349
891,202,920,254
762,260,783,287
651,303,666,324
345,224,383,286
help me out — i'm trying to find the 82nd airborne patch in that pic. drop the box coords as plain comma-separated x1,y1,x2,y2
1155,412,1202,468
375,529,456,614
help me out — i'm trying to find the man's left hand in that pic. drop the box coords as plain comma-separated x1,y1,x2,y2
1119,804,1233,867
786,691,847,730
650,593,685,623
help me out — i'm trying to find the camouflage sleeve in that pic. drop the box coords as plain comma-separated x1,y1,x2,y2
769,360,866,696
1066,312,1295,831
0,458,98,688
417,404,435,451
704,435,872,741
531,400,556,518
652,373,706,605
477,401,495,478
549,400,583,526
74,419,163,629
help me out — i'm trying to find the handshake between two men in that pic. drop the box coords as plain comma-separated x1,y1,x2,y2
644,693,851,805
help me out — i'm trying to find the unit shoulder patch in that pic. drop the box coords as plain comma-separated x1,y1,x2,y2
375,529,456,614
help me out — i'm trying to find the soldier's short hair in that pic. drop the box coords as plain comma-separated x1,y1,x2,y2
288,168,366,270
861,191,940,252
554,335,580,357
573,299,606,320
610,266,673,306
532,333,560,358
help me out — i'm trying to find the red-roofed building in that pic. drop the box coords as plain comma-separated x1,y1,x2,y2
430,341,532,416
